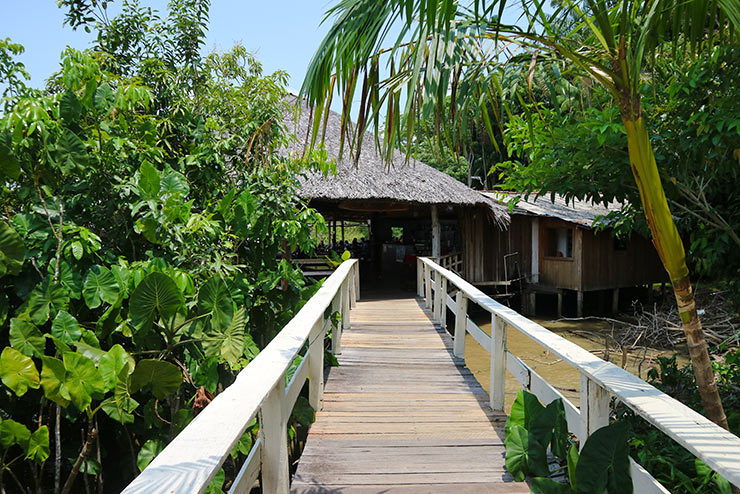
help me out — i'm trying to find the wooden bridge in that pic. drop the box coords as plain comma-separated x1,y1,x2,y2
123,258,740,494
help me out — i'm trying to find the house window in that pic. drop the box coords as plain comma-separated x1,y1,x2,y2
544,227,573,259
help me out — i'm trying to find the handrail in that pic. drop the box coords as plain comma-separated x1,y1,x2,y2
122,259,359,494
418,256,740,491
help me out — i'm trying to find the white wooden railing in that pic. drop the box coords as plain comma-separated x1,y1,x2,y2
122,259,359,494
437,252,463,273
418,256,740,492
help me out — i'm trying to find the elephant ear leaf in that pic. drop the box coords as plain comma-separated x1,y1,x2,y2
0,347,40,396
576,421,632,494
83,265,120,309
202,306,247,367
505,424,549,481
506,389,545,436
530,477,572,494
9,318,46,358
101,365,139,424
40,357,71,407
25,426,49,463
63,352,105,412
51,310,82,344
130,359,182,399
99,344,134,392
0,419,31,449
0,222,25,277
198,276,234,330
129,272,183,331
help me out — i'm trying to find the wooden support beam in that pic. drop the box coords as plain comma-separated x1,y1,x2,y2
490,315,507,411
307,322,324,411
531,218,539,284
431,205,440,259
453,291,467,358
579,374,609,446
577,291,584,318
612,288,620,313
557,291,563,318
260,379,289,494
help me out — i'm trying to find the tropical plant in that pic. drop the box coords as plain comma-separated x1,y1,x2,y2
300,0,739,430
504,390,632,494
0,1,330,491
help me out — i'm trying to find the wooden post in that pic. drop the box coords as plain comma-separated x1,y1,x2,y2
417,258,424,297
431,205,441,259
349,267,357,309
308,321,324,411
579,374,609,445
331,293,342,355
341,280,350,330
453,291,467,358
490,314,507,411
354,262,360,302
531,218,539,284
528,292,536,316
439,277,448,330
577,291,584,318
424,264,432,309
434,271,443,322
260,379,289,493
557,291,563,318
612,288,620,313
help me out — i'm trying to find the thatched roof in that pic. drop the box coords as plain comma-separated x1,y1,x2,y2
282,95,508,227
481,191,620,228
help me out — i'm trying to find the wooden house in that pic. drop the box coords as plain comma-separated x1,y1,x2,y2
282,96,509,288
472,192,667,316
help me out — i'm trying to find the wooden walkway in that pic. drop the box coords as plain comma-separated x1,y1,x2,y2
291,296,528,493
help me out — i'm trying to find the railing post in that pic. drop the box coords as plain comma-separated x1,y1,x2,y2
308,320,324,411
424,264,432,309
260,378,289,493
341,279,350,331
453,291,467,358
417,258,424,297
354,261,360,302
490,314,506,411
579,374,609,445
434,270,443,322
439,276,448,330
331,292,342,355
349,266,357,309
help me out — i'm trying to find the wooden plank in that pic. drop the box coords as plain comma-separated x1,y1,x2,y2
291,295,521,492
228,438,262,494
284,354,310,414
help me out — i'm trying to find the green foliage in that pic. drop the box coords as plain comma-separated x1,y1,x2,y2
504,390,632,493
619,352,738,493
0,1,329,490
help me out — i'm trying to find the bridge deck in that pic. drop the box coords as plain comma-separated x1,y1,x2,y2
291,296,528,493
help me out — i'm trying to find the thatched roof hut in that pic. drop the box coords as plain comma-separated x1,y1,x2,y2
282,95,508,228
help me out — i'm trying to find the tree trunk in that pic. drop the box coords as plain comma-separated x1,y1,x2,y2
622,115,728,429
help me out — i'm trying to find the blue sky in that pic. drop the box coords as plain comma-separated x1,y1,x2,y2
1,1,336,92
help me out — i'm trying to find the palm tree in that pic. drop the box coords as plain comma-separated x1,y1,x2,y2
301,0,739,429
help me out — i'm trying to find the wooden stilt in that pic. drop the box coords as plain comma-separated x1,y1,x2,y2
577,291,584,318
612,288,620,313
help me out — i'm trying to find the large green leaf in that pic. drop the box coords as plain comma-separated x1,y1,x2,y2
55,128,88,174
59,90,81,122
138,161,161,199
530,477,572,494
0,419,31,449
136,439,164,472
130,359,182,399
129,272,183,331
83,265,120,309
99,344,134,392
202,307,247,367
9,318,46,357
51,310,82,344
506,389,546,436
198,276,234,330
505,424,549,481
576,421,632,494
41,356,71,407
101,365,138,424
93,83,115,112
63,351,105,411
24,279,69,325
567,444,579,491
0,130,20,180
0,222,25,277
161,169,189,197
25,426,50,463
0,347,40,396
